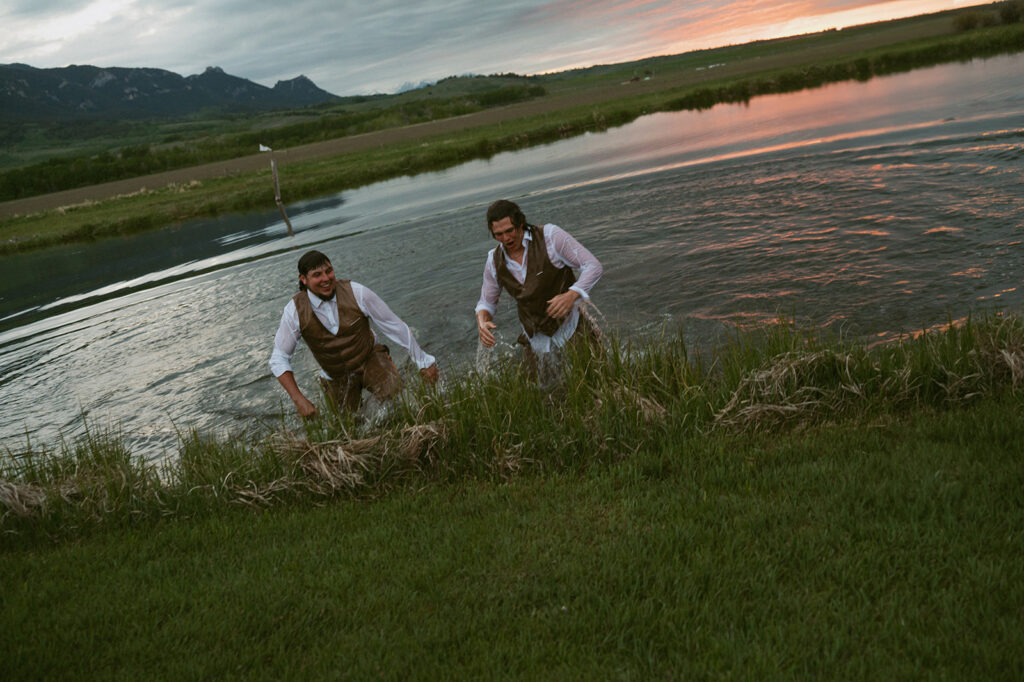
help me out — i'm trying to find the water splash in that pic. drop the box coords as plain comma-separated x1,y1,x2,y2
578,300,608,342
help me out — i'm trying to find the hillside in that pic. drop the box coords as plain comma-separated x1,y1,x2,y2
0,64,338,120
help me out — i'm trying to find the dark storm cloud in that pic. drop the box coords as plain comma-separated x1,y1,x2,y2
0,1,971,96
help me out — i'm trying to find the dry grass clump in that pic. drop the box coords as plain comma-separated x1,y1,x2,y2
0,430,167,531
715,350,881,430
0,480,47,518
227,432,379,508
206,420,449,509
597,383,668,424
0,420,449,534
971,317,1024,387
714,315,1024,432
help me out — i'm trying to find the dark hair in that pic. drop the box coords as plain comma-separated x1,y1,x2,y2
297,250,331,291
486,199,527,234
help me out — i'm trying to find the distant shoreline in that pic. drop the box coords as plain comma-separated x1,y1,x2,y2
2,11,1022,255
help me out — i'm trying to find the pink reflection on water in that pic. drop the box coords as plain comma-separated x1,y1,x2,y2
977,287,1018,301
869,315,975,346
602,51,1012,183
847,229,891,237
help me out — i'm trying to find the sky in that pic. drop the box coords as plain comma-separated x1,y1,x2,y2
1,0,988,96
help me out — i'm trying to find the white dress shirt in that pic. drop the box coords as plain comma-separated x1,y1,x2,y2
475,223,602,354
270,281,435,380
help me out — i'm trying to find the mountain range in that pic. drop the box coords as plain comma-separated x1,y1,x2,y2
0,64,339,121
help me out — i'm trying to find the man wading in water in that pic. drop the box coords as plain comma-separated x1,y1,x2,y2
475,199,603,385
270,250,439,417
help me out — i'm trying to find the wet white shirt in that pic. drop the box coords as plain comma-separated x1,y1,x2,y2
475,223,603,354
269,282,435,380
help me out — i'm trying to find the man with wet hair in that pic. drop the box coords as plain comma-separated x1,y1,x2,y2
270,249,439,417
475,199,603,380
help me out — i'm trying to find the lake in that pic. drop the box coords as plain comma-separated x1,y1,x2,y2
1,53,1022,460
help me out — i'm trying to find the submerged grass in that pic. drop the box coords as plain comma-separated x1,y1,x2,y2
3,312,1023,545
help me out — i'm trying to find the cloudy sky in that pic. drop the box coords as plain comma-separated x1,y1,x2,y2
2,0,985,96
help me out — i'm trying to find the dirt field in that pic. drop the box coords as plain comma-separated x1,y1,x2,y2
0,14,957,220
0,89,621,219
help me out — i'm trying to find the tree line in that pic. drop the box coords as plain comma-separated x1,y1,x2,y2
0,85,546,202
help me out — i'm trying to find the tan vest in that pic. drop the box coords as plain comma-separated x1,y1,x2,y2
293,280,374,378
494,226,577,338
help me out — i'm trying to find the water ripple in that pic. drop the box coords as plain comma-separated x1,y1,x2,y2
2,54,1023,460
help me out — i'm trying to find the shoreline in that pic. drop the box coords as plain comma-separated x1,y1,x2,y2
4,312,1023,536
3,16,1022,255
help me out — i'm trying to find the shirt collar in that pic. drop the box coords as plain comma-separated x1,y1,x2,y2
306,289,336,309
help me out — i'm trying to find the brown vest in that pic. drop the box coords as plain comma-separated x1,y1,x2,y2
293,280,374,379
494,226,577,338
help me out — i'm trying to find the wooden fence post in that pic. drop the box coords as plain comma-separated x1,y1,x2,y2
271,158,294,237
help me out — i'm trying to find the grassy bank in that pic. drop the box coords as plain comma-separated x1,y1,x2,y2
4,312,1023,541
2,19,1023,256
2,317,1023,678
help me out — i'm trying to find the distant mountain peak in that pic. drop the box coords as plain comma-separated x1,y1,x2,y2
272,75,336,106
0,63,338,120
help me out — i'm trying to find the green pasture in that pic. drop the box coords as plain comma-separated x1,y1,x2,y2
2,315,1023,678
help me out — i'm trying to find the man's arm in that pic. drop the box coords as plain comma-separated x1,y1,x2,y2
276,371,318,417
352,283,439,384
269,301,320,414
544,224,602,319
476,309,498,348
475,250,500,347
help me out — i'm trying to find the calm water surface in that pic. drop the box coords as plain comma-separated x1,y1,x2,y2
1,54,1022,460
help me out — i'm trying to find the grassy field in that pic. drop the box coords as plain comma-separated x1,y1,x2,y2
2,6,1023,254
2,316,1024,678
3,8,1023,677
2,405,1022,678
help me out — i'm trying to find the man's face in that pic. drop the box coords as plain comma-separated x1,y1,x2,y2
490,217,524,251
299,261,336,298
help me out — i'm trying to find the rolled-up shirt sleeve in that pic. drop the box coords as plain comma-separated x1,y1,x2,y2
547,224,602,301
353,282,436,370
474,248,500,316
268,300,301,377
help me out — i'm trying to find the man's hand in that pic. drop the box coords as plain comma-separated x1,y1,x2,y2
476,310,498,348
420,364,440,385
277,371,318,418
294,395,318,418
546,290,580,320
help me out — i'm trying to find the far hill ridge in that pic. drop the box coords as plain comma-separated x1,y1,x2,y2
0,64,339,120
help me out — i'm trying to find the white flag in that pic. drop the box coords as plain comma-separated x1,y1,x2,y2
259,144,272,152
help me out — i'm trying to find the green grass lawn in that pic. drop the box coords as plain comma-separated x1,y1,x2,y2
2,317,1023,678
2,399,1022,679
